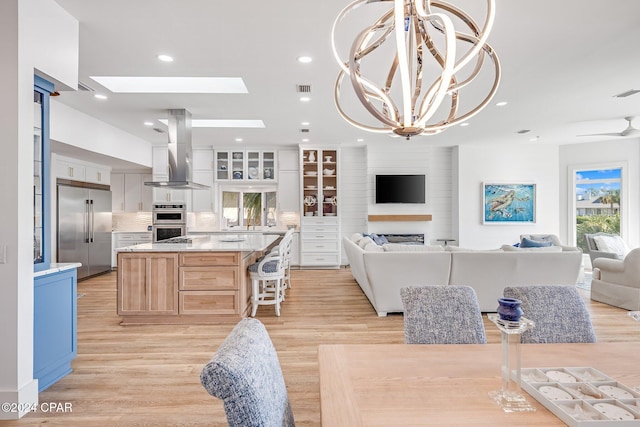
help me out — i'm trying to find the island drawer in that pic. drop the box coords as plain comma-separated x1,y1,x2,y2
179,267,238,290
179,291,239,315
180,252,239,267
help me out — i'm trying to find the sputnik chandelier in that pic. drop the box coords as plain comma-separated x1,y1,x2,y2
331,0,501,139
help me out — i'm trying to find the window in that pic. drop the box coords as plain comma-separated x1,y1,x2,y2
573,167,623,253
222,188,277,228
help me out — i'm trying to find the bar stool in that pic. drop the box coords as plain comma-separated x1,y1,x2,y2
248,244,286,316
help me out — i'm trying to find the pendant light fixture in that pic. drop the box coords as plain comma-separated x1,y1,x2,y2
331,0,501,139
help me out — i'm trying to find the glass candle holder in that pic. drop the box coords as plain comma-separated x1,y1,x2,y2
487,313,536,412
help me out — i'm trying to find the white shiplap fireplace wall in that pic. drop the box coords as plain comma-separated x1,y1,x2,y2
365,143,454,245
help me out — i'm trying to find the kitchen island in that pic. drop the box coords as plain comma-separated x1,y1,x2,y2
116,234,279,325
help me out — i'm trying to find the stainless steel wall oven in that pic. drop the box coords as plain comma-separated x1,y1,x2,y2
152,203,187,241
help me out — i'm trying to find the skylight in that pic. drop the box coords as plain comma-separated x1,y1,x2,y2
89,76,248,93
158,119,265,128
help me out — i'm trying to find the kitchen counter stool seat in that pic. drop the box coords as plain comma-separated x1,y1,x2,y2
248,245,286,317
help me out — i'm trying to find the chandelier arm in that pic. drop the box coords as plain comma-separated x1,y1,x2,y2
413,13,457,126
425,0,495,76
347,20,403,124
394,0,413,127
334,72,397,134
354,11,396,60
422,48,501,130
348,34,401,127
409,11,425,121
331,0,371,76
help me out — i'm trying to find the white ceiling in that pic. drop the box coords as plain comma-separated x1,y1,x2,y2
52,0,640,170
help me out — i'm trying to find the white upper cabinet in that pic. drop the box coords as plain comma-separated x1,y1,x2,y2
111,172,153,212
54,154,111,185
215,150,276,182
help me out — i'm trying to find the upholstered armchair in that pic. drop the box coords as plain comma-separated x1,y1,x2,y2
585,232,629,265
591,248,640,310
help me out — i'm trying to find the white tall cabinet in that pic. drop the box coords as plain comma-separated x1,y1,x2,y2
299,148,341,268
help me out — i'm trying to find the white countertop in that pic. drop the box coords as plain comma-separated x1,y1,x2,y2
34,262,82,278
116,234,279,253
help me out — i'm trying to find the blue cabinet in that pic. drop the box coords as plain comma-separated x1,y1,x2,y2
34,267,77,392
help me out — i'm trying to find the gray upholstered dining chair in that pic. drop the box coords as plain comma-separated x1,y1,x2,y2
503,285,596,343
200,318,295,427
400,285,487,344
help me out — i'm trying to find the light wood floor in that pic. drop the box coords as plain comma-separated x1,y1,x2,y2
7,268,638,426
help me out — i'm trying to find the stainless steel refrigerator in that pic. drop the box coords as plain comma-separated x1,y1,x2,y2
57,184,112,279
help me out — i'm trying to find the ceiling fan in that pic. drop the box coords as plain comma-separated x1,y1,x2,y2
579,116,640,137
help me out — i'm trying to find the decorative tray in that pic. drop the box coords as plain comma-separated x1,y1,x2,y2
520,367,640,426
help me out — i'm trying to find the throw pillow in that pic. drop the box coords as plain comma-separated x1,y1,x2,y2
358,236,375,249
520,237,553,248
593,235,630,257
350,233,363,243
370,233,388,245
383,244,444,252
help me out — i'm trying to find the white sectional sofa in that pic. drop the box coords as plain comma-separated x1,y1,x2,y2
343,236,583,316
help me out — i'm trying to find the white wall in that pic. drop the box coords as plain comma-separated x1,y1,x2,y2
0,0,78,418
559,138,640,249
51,101,152,168
365,143,453,244
456,144,560,249
340,146,368,263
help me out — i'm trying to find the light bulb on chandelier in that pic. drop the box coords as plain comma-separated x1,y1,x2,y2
331,0,501,140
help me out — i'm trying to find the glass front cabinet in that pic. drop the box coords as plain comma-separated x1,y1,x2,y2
299,148,341,268
215,150,276,182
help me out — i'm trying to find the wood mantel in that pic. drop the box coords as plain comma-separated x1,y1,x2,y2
368,214,432,222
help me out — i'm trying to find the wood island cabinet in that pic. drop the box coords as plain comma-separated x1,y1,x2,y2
117,250,257,324
117,253,179,316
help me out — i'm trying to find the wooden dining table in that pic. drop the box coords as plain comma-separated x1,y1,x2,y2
318,342,640,426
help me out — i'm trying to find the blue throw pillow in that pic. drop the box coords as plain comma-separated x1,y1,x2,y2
520,237,553,248
370,233,388,245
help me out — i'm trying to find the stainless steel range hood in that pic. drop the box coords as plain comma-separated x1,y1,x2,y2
144,109,209,190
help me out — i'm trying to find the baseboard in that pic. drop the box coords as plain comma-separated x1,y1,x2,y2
0,379,39,420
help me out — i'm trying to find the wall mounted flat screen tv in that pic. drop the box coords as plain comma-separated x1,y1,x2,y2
375,174,425,204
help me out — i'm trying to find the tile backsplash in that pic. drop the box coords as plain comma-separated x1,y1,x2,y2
112,212,152,232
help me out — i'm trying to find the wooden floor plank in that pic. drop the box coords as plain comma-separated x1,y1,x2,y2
5,268,635,426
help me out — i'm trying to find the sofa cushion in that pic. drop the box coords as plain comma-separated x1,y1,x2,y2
446,246,503,252
350,233,364,243
358,236,375,248
520,237,553,248
593,234,630,257
364,242,384,252
501,244,562,252
383,244,444,252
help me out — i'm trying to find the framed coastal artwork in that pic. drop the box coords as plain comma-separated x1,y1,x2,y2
483,183,536,224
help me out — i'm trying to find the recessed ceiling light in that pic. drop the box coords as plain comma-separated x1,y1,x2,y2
157,54,174,62
357,138,364,142
460,122,470,127
94,94,108,100
144,121,154,126
235,138,243,142
529,136,540,142
158,119,264,128
495,101,508,107
302,138,309,142
301,121,310,126
297,56,313,64
90,76,248,93
299,96,311,102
